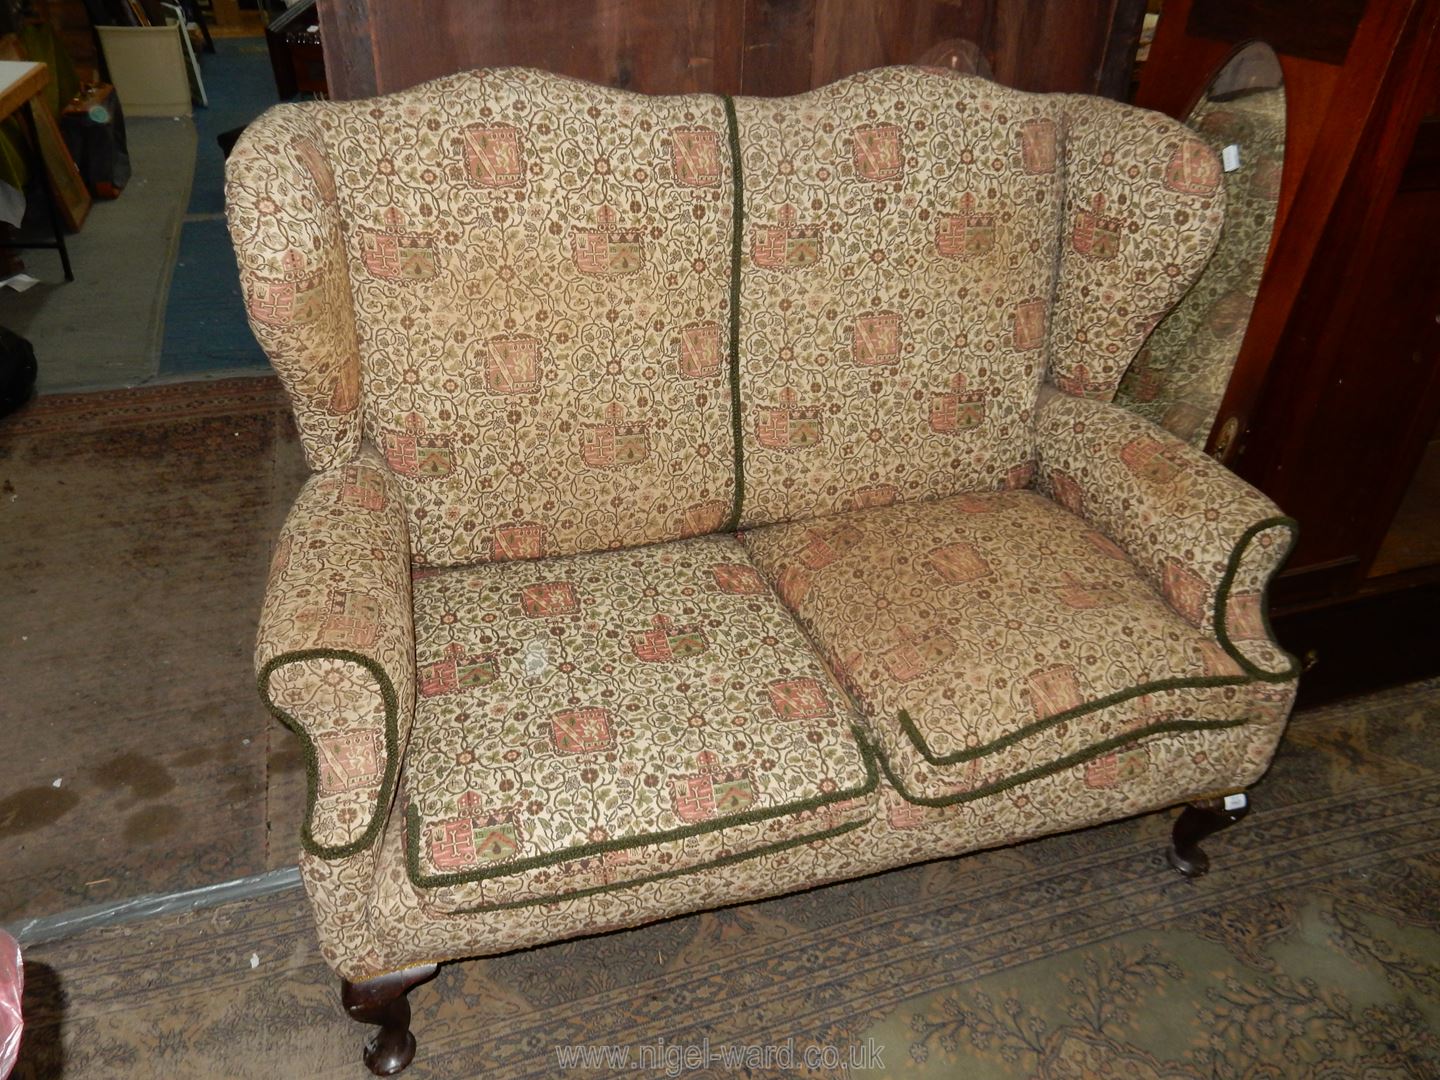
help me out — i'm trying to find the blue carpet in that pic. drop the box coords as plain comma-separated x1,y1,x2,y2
160,38,277,377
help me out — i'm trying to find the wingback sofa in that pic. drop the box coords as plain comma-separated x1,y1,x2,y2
226,65,1298,1075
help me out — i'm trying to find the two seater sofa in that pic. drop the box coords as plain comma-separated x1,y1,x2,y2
226,65,1298,1075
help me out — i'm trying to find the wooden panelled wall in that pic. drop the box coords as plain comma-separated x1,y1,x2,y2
316,0,1147,101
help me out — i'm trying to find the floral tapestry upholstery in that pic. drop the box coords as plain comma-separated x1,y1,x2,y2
306,717,1283,979
1033,387,1297,679
402,534,876,912
256,447,416,856
742,491,1295,803
226,106,364,471
1046,97,1226,401
1114,86,1285,445
731,68,1058,526
233,69,741,566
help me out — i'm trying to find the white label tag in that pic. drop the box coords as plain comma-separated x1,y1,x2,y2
1223,793,1248,811
1221,144,1242,172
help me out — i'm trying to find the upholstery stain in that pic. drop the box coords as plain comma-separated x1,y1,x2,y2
0,787,80,836
123,804,179,843
88,753,175,800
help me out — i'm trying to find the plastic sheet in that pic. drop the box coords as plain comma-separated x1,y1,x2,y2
0,928,21,1079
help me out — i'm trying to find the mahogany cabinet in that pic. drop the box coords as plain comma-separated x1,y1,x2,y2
1136,0,1440,702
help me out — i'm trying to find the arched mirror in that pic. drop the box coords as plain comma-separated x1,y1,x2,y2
1115,41,1286,452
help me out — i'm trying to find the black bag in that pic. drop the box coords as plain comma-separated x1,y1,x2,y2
0,325,38,418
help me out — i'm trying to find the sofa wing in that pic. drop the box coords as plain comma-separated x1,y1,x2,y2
225,104,363,471
257,447,416,859
1034,386,1297,681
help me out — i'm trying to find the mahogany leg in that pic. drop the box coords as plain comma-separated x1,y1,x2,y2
1167,793,1250,878
340,964,439,1076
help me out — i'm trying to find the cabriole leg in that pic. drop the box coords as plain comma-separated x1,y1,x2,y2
340,964,439,1076
1167,793,1250,878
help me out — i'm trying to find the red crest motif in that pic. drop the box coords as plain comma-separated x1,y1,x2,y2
382,417,453,478
1164,137,1222,196
797,523,863,570
483,334,543,394
1119,436,1187,485
492,522,545,561
929,542,991,585
711,563,768,595
936,193,996,258
360,229,439,281
670,126,722,187
1226,591,1267,641
461,123,525,187
1019,118,1057,174
755,388,823,450
316,731,383,794
880,630,956,683
1085,747,1148,789
549,707,615,755
670,757,755,823
318,590,380,648
1071,194,1125,260
766,677,833,721
930,372,987,434
1162,559,1209,626
1013,299,1048,351
852,123,904,182
679,500,729,536
339,465,386,511
420,642,500,697
519,581,579,618
428,793,522,871
572,205,645,275
1027,665,1083,718
247,274,324,327
630,615,707,663
1049,468,1085,516
676,321,722,379
752,205,823,269
852,311,902,367
581,404,649,468
292,137,336,202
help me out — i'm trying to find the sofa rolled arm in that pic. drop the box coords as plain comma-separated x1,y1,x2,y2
257,447,416,859
1034,386,1298,681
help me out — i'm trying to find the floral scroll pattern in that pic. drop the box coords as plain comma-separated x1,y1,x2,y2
256,447,416,852
741,490,1294,803
402,534,874,911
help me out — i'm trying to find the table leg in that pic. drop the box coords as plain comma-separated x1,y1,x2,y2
20,100,74,283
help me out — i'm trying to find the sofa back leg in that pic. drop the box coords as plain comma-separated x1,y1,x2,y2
341,964,440,1076
1167,793,1251,878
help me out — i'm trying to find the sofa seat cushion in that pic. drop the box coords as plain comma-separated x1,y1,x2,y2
742,491,1282,805
405,534,877,912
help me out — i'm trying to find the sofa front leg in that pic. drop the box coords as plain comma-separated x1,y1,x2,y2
341,964,439,1076
1166,794,1250,878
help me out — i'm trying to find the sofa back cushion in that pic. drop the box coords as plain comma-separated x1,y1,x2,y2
322,70,739,565
731,68,1223,528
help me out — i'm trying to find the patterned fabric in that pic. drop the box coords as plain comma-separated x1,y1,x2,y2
741,491,1294,802
238,70,739,566
732,68,1057,526
256,447,416,855
303,718,1283,980
1033,386,1296,678
226,107,363,471
1115,86,1285,445
1047,98,1226,401
404,534,875,911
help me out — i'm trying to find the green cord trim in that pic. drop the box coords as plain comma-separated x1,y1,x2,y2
871,716,1248,809
722,93,746,532
258,648,401,861
433,816,867,916
405,725,878,891
891,514,1301,771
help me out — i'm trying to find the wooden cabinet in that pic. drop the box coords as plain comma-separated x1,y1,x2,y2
1136,0,1440,702
315,0,1147,101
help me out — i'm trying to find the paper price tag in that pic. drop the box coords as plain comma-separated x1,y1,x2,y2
1223,793,1248,811
1221,144,1242,172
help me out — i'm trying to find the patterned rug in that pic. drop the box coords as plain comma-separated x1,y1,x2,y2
13,679,1439,1078
0,378,308,921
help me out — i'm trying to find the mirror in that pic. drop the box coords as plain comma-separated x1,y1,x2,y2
1114,41,1286,451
